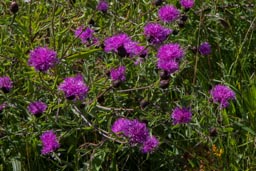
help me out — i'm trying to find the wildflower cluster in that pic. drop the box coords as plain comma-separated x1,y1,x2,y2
40,130,60,155
112,118,159,153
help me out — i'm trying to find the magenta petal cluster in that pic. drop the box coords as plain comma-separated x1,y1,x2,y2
0,76,13,93
104,33,131,53
123,41,147,57
110,66,126,81
28,47,58,72
75,26,94,44
40,130,60,155
157,43,184,74
144,23,172,44
180,0,195,9
112,118,159,153
97,0,108,12
58,74,89,100
141,136,159,153
171,107,192,125
28,101,47,116
158,5,180,23
210,84,236,109
199,42,211,55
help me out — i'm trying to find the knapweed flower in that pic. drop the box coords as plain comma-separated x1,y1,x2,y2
0,76,13,93
127,119,149,144
28,47,58,72
144,23,172,44
97,0,108,13
40,130,60,155
74,26,94,44
104,33,131,57
210,84,236,109
158,5,180,23
180,0,195,9
111,118,132,136
58,74,89,100
124,41,148,57
141,136,159,153
28,101,47,116
199,42,211,55
171,107,192,125
157,43,184,74
110,66,126,81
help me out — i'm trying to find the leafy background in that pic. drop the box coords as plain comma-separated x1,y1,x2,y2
0,0,255,170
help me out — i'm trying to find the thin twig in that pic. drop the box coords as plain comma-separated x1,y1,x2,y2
117,84,154,93
96,104,134,111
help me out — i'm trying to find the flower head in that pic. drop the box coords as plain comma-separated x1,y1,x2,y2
123,41,147,57
28,47,58,72
111,118,132,136
158,5,180,23
28,101,47,116
40,130,60,155
75,26,94,44
0,76,13,93
180,0,195,9
210,84,236,109
58,74,89,100
97,1,108,12
157,43,184,74
141,136,159,153
104,33,131,54
110,66,126,81
144,23,172,44
127,119,149,144
171,107,192,125
199,42,211,55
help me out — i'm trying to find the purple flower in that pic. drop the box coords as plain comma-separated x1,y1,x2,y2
171,107,192,125
157,43,184,74
0,76,13,93
75,26,94,44
111,118,132,136
124,41,148,57
180,0,195,9
199,42,211,55
141,136,159,153
97,1,108,12
210,84,236,109
144,23,172,44
40,130,60,155
58,74,89,100
110,66,126,81
28,47,58,72
28,101,47,116
127,119,149,144
158,5,180,23
104,33,130,52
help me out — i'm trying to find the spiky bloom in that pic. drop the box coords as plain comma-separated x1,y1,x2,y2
180,0,195,9
110,66,126,81
104,33,131,54
75,26,94,44
144,23,172,44
210,84,236,109
157,43,184,73
58,74,89,100
124,41,148,57
199,42,211,55
127,119,149,144
158,5,180,23
141,136,159,153
28,101,47,116
0,76,13,93
97,0,108,12
171,107,192,125
111,118,132,136
40,130,60,155
28,47,58,72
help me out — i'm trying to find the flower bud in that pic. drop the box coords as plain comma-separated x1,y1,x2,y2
160,79,170,89
10,1,19,14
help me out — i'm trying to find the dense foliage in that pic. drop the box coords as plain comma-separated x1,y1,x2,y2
0,0,255,170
